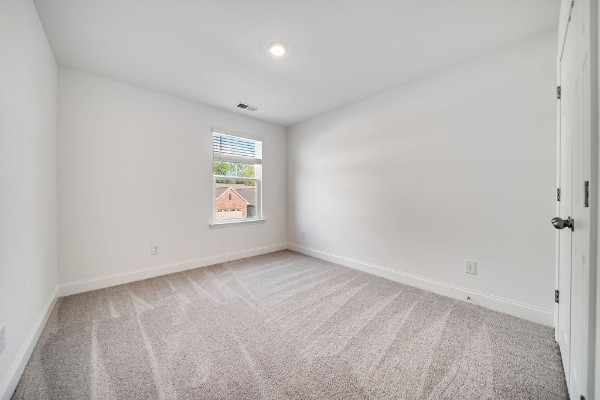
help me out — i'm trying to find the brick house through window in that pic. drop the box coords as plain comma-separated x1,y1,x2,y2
215,184,257,219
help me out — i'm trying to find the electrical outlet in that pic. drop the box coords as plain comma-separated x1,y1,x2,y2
465,260,477,275
151,244,159,255
0,326,5,355
300,231,306,239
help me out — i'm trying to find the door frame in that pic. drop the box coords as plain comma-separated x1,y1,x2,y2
556,0,599,398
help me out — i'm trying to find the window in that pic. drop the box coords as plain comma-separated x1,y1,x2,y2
213,131,262,223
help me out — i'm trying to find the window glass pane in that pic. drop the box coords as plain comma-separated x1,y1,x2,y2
213,131,261,222
213,161,256,178
215,183,257,220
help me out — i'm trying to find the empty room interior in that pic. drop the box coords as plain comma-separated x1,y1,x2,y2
2,0,600,399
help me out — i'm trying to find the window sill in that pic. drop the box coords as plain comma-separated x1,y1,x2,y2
209,219,266,229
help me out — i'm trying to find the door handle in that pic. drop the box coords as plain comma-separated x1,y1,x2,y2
551,216,574,231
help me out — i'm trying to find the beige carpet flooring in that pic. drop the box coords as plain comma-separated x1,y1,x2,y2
13,250,568,399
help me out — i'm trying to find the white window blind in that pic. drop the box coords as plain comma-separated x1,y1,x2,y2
213,132,262,165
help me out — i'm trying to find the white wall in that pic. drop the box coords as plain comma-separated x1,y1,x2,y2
0,0,58,397
596,2,600,395
288,32,557,324
58,68,287,288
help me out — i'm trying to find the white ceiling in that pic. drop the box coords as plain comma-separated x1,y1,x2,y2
34,0,560,126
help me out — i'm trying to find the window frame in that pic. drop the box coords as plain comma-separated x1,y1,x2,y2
210,129,264,227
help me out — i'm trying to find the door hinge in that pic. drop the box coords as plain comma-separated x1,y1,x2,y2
555,290,560,303
557,188,561,202
584,181,589,207
568,0,574,21
556,86,561,100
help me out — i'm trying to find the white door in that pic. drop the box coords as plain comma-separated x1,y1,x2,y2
557,26,572,385
556,0,593,398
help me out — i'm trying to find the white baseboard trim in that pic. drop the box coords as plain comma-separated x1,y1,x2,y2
59,243,288,297
288,243,554,326
0,286,59,400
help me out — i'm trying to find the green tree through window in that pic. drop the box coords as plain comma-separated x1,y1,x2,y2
213,161,256,186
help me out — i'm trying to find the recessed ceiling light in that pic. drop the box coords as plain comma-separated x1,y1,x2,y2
268,42,287,57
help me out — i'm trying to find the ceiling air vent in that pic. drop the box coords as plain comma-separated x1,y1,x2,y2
236,102,258,112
